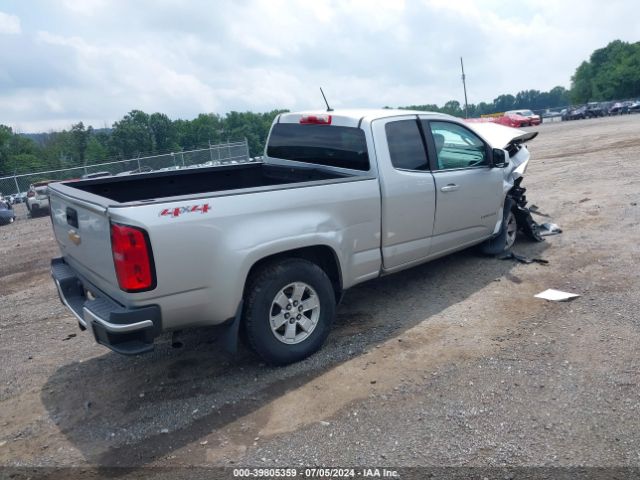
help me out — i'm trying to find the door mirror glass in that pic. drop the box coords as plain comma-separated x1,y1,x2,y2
492,148,508,168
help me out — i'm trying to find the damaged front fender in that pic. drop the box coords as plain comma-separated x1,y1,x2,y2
503,145,530,194
468,122,543,242
508,177,543,242
466,121,538,193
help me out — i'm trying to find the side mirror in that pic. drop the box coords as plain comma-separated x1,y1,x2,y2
491,148,509,168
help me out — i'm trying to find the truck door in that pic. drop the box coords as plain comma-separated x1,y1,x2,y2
372,116,436,271
421,119,503,256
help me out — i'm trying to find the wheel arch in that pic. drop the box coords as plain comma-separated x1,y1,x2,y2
243,245,343,304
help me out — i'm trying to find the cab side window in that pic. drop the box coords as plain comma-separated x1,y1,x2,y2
427,121,488,170
385,120,429,171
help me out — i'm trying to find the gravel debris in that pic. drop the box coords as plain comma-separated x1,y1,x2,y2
1,116,640,469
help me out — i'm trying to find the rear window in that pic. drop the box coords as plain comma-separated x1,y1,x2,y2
267,123,369,171
385,120,429,171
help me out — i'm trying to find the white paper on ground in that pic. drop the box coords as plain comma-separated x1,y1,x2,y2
534,289,580,301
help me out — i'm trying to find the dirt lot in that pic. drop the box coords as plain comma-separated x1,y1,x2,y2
1,115,640,475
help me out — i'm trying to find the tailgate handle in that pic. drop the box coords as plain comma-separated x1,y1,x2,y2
66,207,79,228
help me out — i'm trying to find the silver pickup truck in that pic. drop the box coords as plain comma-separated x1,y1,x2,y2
49,109,537,364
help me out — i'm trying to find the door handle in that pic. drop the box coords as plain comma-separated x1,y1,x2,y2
440,184,459,192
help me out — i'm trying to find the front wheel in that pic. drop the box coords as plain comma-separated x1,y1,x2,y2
243,258,336,365
480,199,517,255
503,210,517,250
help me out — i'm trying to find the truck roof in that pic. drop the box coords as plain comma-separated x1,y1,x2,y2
278,109,454,128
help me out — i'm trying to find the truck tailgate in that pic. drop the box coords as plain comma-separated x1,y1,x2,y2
49,189,118,290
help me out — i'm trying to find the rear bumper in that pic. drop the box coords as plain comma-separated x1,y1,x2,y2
29,202,50,216
51,257,161,355
31,200,49,209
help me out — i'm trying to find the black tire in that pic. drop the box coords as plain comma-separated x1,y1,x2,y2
243,258,336,365
480,198,516,255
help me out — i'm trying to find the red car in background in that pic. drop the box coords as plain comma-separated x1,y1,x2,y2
466,110,539,128
494,112,531,128
466,113,530,128
504,109,541,126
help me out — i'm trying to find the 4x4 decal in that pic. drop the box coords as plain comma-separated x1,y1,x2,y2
159,204,210,218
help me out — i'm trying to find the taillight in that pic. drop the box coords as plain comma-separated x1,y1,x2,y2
299,114,332,125
27,191,35,198
110,223,156,292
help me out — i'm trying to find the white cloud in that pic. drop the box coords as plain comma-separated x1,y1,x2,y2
0,11,21,34
0,0,639,131
60,0,108,16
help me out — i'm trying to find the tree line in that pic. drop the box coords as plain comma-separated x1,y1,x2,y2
1,39,638,177
397,85,572,118
571,40,640,103
0,110,285,176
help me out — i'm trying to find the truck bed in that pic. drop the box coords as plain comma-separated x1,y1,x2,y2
68,162,351,203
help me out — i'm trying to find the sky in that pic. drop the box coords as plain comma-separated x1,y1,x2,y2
0,0,638,132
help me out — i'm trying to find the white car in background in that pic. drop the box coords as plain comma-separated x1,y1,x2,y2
26,181,52,217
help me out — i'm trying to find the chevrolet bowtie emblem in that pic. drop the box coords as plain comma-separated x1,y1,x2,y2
68,229,81,246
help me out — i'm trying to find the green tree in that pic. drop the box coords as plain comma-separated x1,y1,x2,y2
110,110,153,158
515,90,541,109
400,104,440,112
85,136,109,163
571,61,594,103
571,40,640,102
0,125,12,174
441,100,463,117
493,94,516,112
8,153,42,174
39,130,75,170
475,102,494,115
548,86,571,107
70,122,89,163
221,110,287,156
8,135,42,173
0,128,45,175
176,113,224,150
149,112,179,152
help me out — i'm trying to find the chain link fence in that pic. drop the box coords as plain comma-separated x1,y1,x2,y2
0,139,250,200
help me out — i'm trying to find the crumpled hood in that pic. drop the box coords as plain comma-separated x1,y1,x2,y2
466,121,538,193
466,122,538,149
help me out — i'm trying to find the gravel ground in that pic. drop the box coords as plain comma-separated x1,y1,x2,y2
1,115,640,477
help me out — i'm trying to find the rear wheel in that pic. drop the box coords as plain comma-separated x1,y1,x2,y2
243,258,335,365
